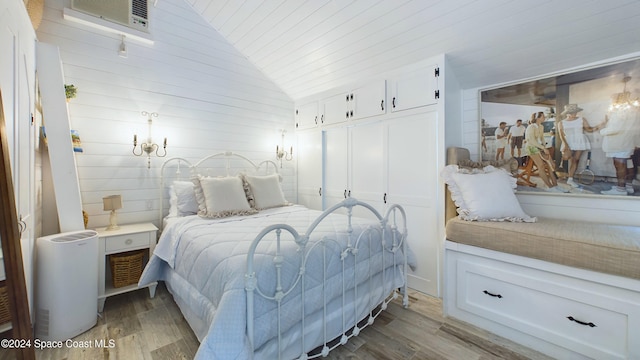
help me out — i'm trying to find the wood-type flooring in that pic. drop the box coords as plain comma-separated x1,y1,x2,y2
24,283,552,360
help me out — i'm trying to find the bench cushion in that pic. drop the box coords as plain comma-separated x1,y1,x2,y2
446,217,640,280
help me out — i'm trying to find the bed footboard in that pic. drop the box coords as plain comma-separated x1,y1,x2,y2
245,198,408,360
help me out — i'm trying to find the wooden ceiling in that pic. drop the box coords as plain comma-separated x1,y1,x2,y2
184,0,640,100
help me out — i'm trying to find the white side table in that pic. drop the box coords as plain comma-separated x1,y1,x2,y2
95,223,158,312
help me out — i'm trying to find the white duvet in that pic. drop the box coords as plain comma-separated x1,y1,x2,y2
139,205,410,359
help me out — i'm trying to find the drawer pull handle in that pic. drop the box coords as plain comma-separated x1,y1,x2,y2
567,316,597,328
482,290,502,298
125,239,133,245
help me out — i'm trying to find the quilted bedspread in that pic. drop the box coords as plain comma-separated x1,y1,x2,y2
139,205,410,359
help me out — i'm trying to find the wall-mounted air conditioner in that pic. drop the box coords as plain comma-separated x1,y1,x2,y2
71,0,149,32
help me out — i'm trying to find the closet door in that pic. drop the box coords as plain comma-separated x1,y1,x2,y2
349,80,386,121
296,131,323,210
1,3,37,336
349,122,384,219
320,93,348,126
386,109,439,296
295,100,319,130
0,88,35,358
388,65,438,112
16,33,35,319
323,127,348,211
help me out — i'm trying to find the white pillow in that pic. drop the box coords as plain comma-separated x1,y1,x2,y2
198,175,257,218
173,181,199,216
441,165,536,222
168,185,178,217
243,173,289,209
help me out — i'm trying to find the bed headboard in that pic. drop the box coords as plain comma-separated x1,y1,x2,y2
158,152,280,229
445,147,471,222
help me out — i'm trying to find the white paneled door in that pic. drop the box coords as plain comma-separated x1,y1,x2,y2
320,93,348,127
323,127,348,212
349,80,386,121
324,121,385,219
1,1,37,321
386,110,439,296
295,100,319,130
389,64,438,113
296,131,323,210
349,121,384,220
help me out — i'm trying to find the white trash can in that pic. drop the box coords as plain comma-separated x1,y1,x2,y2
35,230,98,341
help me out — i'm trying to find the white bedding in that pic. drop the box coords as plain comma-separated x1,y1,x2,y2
139,205,410,359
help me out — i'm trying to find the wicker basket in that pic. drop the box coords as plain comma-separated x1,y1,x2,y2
109,250,145,288
0,285,10,324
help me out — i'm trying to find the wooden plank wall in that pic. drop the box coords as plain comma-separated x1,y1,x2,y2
185,0,640,101
36,0,295,230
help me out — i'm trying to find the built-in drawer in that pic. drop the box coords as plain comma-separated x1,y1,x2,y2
104,231,151,253
456,258,631,360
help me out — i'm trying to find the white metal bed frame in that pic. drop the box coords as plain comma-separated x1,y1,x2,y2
246,198,408,359
157,152,409,359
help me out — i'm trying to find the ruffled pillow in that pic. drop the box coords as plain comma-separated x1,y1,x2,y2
191,176,208,214
441,165,536,222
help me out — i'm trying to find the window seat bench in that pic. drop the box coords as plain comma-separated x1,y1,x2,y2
446,217,640,280
444,218,640,360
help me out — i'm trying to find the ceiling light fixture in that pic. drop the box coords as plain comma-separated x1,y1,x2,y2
609,75,639,112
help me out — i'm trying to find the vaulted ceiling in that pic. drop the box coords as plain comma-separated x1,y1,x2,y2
185,0,640,100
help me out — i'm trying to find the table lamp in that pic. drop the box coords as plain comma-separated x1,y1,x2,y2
103,195,122,231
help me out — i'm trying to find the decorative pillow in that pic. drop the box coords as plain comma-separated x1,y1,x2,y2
197,175,257,218
191,176,208,214
441,165,536,222
172,181,199,216
243,173,290,209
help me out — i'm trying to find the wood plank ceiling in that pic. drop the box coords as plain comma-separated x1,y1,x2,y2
184,0,640,100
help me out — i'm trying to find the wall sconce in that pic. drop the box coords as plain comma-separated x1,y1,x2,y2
276,129,293,168
133,111,167,168
103,195,122,231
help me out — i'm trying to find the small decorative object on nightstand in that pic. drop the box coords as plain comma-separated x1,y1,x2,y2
95,222,157,312
103,195,122,231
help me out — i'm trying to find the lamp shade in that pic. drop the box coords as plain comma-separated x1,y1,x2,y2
103,195,122,211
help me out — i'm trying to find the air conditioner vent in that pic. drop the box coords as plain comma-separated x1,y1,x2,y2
132,0,148,19
72,0,149,32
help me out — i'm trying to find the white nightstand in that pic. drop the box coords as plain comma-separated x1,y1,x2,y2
95,223,158,312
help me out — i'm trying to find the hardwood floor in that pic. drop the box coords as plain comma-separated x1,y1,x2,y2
26,284,552,360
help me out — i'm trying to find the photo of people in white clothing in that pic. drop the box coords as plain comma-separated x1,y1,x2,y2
480,58,640,196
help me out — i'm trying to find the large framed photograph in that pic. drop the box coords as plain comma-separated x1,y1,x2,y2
480,58,640,197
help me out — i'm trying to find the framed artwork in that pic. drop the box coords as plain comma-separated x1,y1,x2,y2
480,58,640,197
